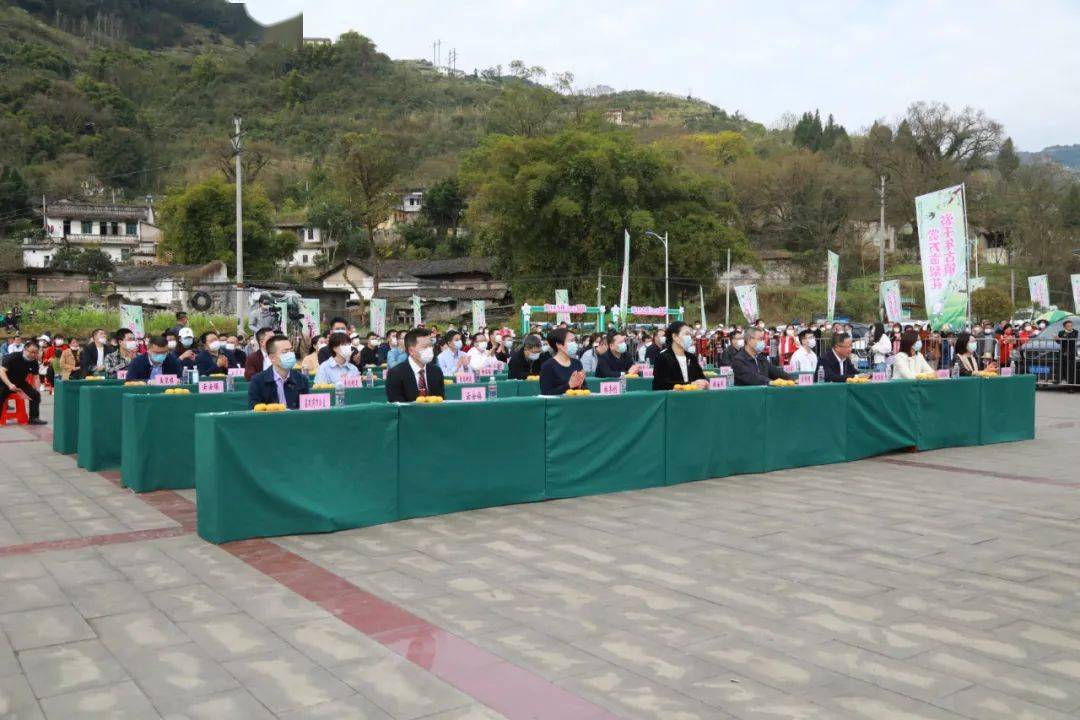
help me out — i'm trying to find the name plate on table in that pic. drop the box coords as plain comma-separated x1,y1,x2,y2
383,369,388,380
936,369,950,379
460,387,486,402
599,381,621,395
871,372,887,383
495,361,506,371
1000,367,1014,377
342,375,363,388
783,364,795,373
116,370,127,380
641,367,654,378
797,373,813,386
455,372,475,384
477,365,495,377
708,377,728,390
299,393,330,411
152,374,178,386
227,367,245,377
198,380,224,394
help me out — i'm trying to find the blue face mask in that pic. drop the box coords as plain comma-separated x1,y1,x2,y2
181,337,193,347
278,352,297,370
682,336,695,352
452,340,463,350
565,341,578,356
150,353,167,364
913,341,922,352
615,342,627,354
754,340,766,353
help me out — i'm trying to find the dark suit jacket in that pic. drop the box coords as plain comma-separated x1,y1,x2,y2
126,353,181,382
247,368,310,409
652,349,705,391
595,350,635,378
820,350,858,382
243,350,266,380
196,350,235,377
731,350,790,386
79,343,113,375
385,360,445,403
507,348,549,379
644,343,662,365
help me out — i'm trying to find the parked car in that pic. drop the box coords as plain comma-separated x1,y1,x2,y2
1016,315,1079,385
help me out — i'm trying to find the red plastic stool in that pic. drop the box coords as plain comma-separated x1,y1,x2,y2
0,393,29,425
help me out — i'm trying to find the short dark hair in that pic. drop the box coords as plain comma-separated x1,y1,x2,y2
443,330,460,345
115,328,132,341
366,332,378,339
834,332,852,346
175,311,188,320
327,332,351,352
200,330,217,344
148,335,169,349
523,334,542,350
22,340,39,350
546,327,572,353
665,321,687,341
328,316,348,329
605,330,624,345
472,332,485,342
798,329,814,342
899,330,920,355
255,327,274,344
91,327,105,337
266,334,289,356
404,328,430,350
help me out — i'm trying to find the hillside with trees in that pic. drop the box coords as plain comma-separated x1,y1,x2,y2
1,0,1078,317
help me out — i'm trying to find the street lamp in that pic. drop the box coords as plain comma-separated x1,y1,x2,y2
643,230,669,324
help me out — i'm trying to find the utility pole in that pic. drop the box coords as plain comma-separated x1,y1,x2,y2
1010,268,1016,306
724,248,731,328
231,117,244,332
596,266,603,309
663,232,669,324
878,174,886,321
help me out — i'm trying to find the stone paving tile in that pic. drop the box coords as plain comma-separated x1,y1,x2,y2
38,679,160,720
329,651,475,720
0,575,68,615
91,610,190,660
556,666,729,720
0,672,45,719
66,580,154,620
0,605,96,651
177,612,291,663
118,642,240,704
223,648,355,715
275,693,393,720
18,639,129,699
145,583,238,623
156,688,277,720
935,684,1077,720
470,627,611,681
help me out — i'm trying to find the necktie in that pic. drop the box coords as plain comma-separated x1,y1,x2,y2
417,367,427,396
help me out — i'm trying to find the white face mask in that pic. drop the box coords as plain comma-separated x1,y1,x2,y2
808,338,817,349
208,340,221,352
316,342,327,350
733,339,745,349
167,340,176,350
474,341,488,351
123,340,137,351
418,347,434,364
335,344,352,359
225,342,236,351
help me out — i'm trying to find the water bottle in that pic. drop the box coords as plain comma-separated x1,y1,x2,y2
816,366,825,384
619,371,627,395
181,368,190,385
950,362,959,379
885,363,893,380
1010,358,1017,375
335,382,346,407
225,375,235,393
365,367,374,387
190,368,199,385
488,375,497,401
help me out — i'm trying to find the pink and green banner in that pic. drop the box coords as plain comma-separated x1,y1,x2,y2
1072,274,1080,314
915,184,969,330
826,250,839,322
880,280,902,323
734,284,758,323
1027,274,1050,309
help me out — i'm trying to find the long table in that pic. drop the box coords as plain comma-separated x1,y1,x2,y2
194,375,1035,544
53,379,124,454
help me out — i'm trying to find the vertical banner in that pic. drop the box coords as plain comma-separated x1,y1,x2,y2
733,284,758,323
915,184,969,329
968,277,986,292
298,298,320,339
555,289,570,324
411,295,422,327
369,298,386,337
1027,274,1050,308
880,280,903,323
619,229,631,326
119,304,144,338
1072,274,1080,314
826,250,839,322
699,285,707,329
471,299,486,329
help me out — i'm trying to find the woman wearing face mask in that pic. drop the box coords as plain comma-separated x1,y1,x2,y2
579,333,603,373
315,331,361,385
59,337,81,380
953,332,998,376
387,330,409,368
104,328,139,378
467,332,493,372
539,327,587,395
652,321,708,391
778,325,798,366
892,330,934,379
869,322,892,372
301,335,325,375
42,335,66,390
789,329,819,374
491,333,512,364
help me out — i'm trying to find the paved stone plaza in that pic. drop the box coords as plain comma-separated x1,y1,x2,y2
0,391,1077,719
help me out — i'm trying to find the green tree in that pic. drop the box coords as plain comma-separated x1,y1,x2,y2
997,137,1020,180
0,165,31,234
421,177,466,243
73,247,114,278
48,243,84,271
93,127,151,190
460,129,747,304
972,287,1013,323
158,178,296,279
1061,183,1080,229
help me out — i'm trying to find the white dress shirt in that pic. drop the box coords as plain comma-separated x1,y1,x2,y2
409,357,427,391
467,347,491,372
675,353,689,382
790,346,818,373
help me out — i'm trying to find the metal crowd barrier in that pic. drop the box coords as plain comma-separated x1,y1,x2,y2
1013,336,1079,387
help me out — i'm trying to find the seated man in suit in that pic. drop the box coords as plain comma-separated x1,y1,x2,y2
820,332,860,382
386,328,444,402
248,335,310,409
242,328,275,380
127,335,181,382
507,334,549,379
595,330,636,378
80,328,112,377
731,327,792,386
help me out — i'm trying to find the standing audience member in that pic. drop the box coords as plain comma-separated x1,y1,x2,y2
59,338,81,380
0,340,45,424
80,328,111,377
1059,319,1078,385
869,323,892,372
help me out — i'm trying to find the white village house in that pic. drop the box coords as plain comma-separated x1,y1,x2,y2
112,262,229,308
274,211,335,268
23,199,161,268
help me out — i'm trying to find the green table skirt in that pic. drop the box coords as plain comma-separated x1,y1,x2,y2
53,379,124,454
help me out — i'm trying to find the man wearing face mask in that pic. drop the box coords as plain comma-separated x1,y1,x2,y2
225,334,245,368
645,328,665,365
719,330,744,367
731,327,792,386
196,331,234,376
595,331,636,378
104,329,140,378
80,328,112,377
358,332,380,370
243,327,276,380
1,340,45,424
386,328,444,402
507,334,549,379
248,335,310,409
789,329,819,374
653,322,708,391
127,336,181,382
175,327,199,373
437,330,470,376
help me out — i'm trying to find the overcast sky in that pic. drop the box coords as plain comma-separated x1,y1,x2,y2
241,1,1078,151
